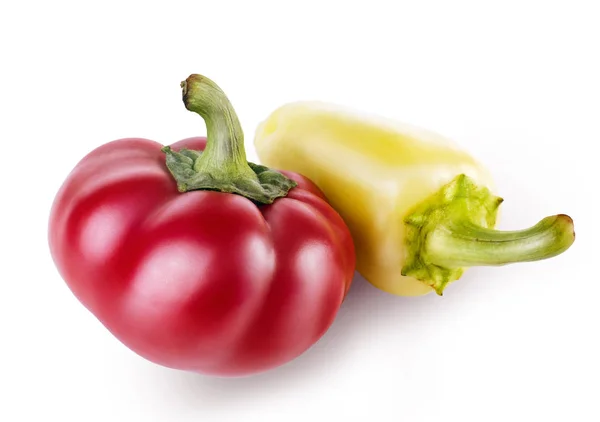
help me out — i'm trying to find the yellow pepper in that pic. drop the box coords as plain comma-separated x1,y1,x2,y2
253,102,575,296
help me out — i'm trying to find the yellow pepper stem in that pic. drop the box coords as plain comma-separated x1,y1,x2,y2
427,215,575,267
402,175,575,295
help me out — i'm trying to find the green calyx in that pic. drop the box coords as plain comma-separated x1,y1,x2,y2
402,174,575,295
163,74,296,204
162,146,297,203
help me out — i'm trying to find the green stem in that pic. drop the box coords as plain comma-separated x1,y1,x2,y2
402,174,575,295
162,74,297,204
426,214,575,268
181,76,247,171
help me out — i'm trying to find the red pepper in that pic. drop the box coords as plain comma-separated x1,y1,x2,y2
48,75,355,376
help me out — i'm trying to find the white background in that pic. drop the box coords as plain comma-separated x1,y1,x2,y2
1,1,598,421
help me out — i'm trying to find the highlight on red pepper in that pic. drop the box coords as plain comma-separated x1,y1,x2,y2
48,74,355,376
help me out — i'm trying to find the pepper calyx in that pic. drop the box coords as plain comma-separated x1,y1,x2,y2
163,146,296,203
402,174,502,294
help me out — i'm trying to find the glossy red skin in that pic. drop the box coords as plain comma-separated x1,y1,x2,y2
48,137,355,376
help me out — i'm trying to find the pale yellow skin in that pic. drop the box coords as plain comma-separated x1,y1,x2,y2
254,102,495,296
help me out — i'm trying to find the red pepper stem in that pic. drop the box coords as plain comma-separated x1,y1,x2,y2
161,74,297,204
181,75,248,170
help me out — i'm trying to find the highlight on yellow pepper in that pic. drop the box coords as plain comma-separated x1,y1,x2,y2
253,102,575,296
